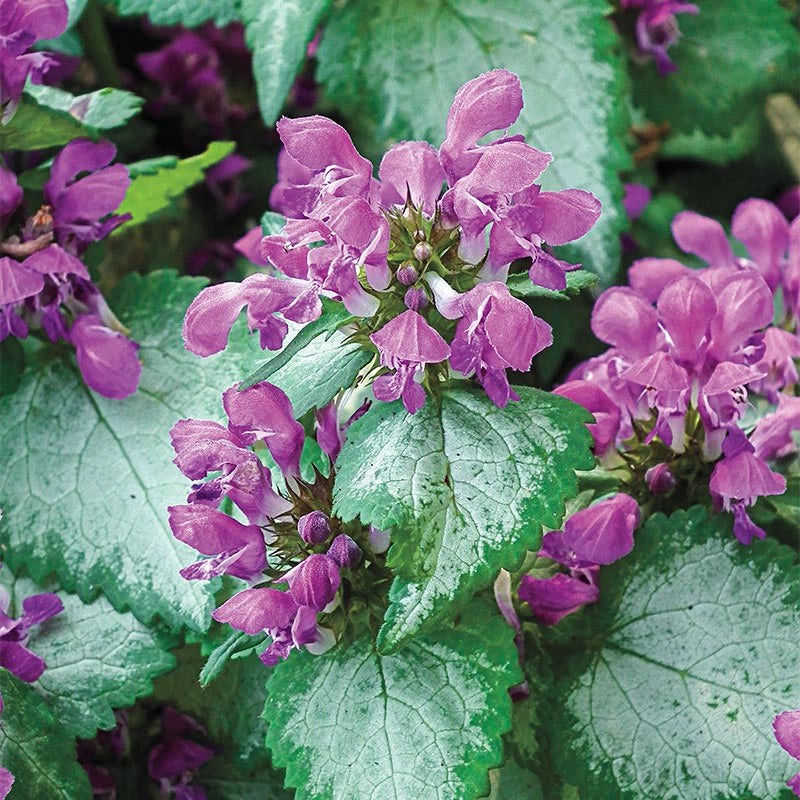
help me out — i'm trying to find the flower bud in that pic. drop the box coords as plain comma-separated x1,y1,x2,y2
297,510,331,544
285,554,340,611
368,526,391,554
396,262,418,286
327,534,362,569
404,287,427,311
645,463,676,494
413,241,433,262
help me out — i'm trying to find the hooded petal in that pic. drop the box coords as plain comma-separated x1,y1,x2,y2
518,573,599,626
657,274,716,363
553,380,621,455
378,141,445,216
212,587,298,635
774,710,800,760
591,286,660,360
562,494,639,565
223,382,304,477
533,189,601,245
370,309,450,364
182,281,249,356
283,554,340,611
708,271,773,359
70,314,141,400
671,211,735,267
709,451,786,509
731,198,789,285
628,257,692,302
0,256,44,304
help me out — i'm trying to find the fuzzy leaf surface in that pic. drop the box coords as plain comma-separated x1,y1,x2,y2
241,0,331,125
0,672,92,800
549,506,800,799
265,601,521,800
333,386,594,651
0,271,264,631
0,93,91,150
316,0,630,283
633,0,798,137
111,0,239,27
2,571,175,738
25,84,143,129
116,141,235,228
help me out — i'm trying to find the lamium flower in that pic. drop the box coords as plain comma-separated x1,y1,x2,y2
553,380,621,457
327,534,362,569
184,69,600,412
519,494,639,625
0,0,69,118
167,504,267,582
0,147,139,398
147,707,214,800
709,429,786,545
213,575,336,666
297,511,331,545
621,0,699,75
370,309,450,413
446,282,552,407
749,394,800,462
774,710,800,796
0,568,63,682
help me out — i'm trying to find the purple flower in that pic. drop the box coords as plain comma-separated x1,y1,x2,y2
553,380,621,457
70,314,141,400
709,429,786,545
213,580,334,666
168,504,267,582
280,554,340,611
446,282,552,407
0,569,63,682
42,139,131,254
750,394,800,461
748,326,800,402
379,141,445,216
222,382,304,479
170,417,290,524
327,534,362,569
297,511,331,545
313,397,370,465
148,707,213,800
0,165,22,228
0,0,68,116
774,710,800,796
622,0,699,75
370,309,450,414
519,494,639,625
645,462,676,494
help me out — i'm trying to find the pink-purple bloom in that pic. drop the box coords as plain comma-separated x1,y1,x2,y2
370,309,450,413
0,144,139,399
0,0,69,118
0,568,63,683
621,0,699,75
774,710,800,796
519,494,639,625
183,69,599,411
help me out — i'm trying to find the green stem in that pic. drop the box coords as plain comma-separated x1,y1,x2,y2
78,0,121,88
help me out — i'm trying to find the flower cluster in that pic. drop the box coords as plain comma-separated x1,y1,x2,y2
0,0,69,119
562,199,798,544
0,564,64,796
518,494,640,625
620,0,699,75
183,69,600,412
0,140,141,398
169,381,368,667
137,24,250,135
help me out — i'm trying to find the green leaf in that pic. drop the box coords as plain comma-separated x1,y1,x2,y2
265,601,521,800
115,141,235,228
507,269,598,301
111,0,239,27
241,0,331,125
549,506,800,799
25,84,143,130
484,758,545,800
633,0,798,138
316,0,631,283
261,211,287,236
2,570,175,738
0,92,92,150
0,271,265,632
197,757,293,800
0,672,92,800
333,385,594,652
264,323,371,419
240,298,360,388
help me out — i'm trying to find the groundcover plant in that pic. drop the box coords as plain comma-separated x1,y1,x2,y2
0,0,798,798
